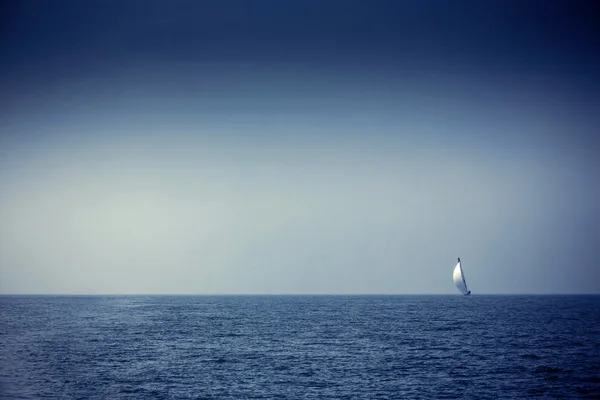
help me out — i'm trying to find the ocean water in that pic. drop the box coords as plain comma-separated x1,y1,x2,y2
1,295,599,399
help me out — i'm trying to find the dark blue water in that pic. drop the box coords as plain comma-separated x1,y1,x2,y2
1,295,599,399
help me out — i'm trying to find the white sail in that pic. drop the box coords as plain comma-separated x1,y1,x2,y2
453,261,469,295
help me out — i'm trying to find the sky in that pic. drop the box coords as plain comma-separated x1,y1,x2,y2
0,0,598,294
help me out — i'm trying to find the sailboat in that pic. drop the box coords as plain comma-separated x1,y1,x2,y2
453,257,471,295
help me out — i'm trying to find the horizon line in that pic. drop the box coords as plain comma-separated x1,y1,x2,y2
1,293,599,296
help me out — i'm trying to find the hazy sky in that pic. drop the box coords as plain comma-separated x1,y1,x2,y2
1,1,598,294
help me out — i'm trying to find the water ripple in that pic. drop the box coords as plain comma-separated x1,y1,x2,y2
1,295,599,399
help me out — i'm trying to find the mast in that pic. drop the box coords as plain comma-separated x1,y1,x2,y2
458,257,470,294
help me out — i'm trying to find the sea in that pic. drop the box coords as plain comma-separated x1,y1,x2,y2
0,295,599,399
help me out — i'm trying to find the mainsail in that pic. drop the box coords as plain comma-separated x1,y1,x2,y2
453,257,471,295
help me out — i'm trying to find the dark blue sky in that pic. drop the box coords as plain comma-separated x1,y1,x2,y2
2,1,599,146
0,0,600,139
2,1,599,81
